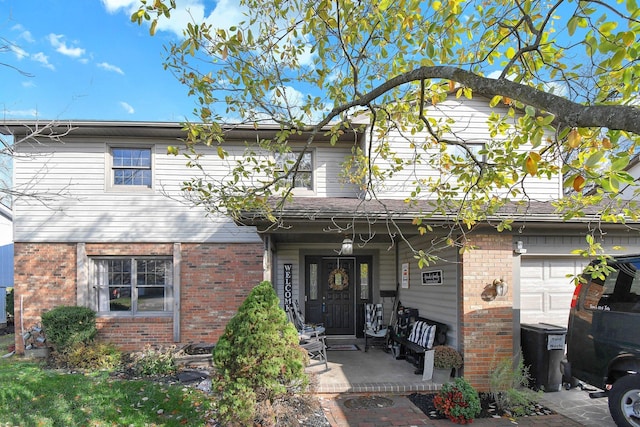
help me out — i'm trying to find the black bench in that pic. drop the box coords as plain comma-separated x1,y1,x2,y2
390,315,448,374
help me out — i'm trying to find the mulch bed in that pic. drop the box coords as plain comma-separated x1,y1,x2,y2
408,392,556,420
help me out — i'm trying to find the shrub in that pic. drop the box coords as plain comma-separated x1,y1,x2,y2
212,280,308,426
489,354,540,417
55,341,122,370
433,345,463,369
5,288,13,322
129,345,177,376
41,306,97,351
434,377,481,424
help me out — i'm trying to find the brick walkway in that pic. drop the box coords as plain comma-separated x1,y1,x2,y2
318,394,584,427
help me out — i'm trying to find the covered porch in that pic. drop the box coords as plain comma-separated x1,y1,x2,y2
307,337,443,394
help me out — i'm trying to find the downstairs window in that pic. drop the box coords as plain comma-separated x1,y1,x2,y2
92,257,173,315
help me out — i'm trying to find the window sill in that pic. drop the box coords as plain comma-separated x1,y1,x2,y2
96,313,172,322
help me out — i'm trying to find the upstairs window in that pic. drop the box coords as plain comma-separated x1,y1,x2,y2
275,151,313,191
93,257,173,315
111,147,152,188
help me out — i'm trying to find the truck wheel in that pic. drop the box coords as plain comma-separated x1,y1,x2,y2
608,374,640,427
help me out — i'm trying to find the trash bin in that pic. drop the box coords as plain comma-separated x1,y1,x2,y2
520,323,567,392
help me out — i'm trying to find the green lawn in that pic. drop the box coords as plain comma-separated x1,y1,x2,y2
0,359,214,426
0,333,13,354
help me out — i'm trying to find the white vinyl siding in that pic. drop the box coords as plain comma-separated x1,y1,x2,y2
13,138,261,243
365,97,563,201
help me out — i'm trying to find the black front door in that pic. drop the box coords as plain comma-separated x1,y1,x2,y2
305,256,372,335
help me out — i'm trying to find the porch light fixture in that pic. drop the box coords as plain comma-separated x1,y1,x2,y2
492,278,508,297
341,237,353,255
481,278,508,301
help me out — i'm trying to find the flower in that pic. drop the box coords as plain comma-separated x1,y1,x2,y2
433,345,463,369
434,377,481,424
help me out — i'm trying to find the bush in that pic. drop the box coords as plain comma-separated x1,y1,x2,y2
54,341,122,370
129,345,177,376
5,288,13,322
489,354,540,417
41,306,97,351
434,377,481,424
212,280,308,426
433,345,463,369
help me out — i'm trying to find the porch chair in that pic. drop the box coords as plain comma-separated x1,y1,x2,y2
286,300,325,336
364,303,388,352
299,333,329,371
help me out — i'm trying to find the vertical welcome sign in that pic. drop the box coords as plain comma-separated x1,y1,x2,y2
284,264,293,307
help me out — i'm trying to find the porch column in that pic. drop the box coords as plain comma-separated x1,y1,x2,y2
459,233,514,391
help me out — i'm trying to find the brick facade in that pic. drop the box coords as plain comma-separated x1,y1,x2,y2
13,242,264,353
459,233,514,391
13,243,77,353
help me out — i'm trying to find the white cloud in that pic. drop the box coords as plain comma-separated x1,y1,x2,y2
31,52,55,70
98,62,124,75
48,33,85,58
11,24,35,43
119,101,135,114
101,0,247,38
101,0,138,13
22,81,36,88
11,45,28,60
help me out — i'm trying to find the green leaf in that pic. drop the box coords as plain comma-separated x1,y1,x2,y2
567,16,578,36
379,0,392,11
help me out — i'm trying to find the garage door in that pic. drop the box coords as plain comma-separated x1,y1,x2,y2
520,257,589,327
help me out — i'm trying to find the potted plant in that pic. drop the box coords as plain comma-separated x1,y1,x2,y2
432,345,463,383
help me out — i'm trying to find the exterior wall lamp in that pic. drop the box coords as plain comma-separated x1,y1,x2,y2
341,237,353,255
492,278,508,297
481,278,508,301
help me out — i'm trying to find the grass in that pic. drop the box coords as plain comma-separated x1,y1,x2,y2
0,333,14,354
0,358,214,426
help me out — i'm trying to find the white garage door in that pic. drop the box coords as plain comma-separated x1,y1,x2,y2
520,257,589,327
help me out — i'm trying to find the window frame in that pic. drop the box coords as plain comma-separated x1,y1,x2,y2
107,145,154,191
584,260,640,314
274,149,315,194
90,256,174,317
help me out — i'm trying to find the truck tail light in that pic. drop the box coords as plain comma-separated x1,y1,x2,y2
570,283,582,309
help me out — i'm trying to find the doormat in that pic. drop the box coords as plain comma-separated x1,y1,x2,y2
327,344,359,351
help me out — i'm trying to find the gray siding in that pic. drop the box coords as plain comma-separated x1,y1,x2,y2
397,238,459,349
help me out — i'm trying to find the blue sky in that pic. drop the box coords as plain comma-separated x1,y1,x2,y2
1,0,245,122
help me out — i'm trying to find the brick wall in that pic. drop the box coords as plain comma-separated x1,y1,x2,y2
179,243,264,345
13,242,264,353
459,233,514,391
13,243,77,353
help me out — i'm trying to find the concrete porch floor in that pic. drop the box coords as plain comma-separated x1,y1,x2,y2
306,338,442,394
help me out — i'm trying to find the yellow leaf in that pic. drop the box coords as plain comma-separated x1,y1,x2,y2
525,154,538,176
567,128,581,148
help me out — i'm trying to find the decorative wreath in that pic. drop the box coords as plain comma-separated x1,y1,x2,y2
329,267,349,291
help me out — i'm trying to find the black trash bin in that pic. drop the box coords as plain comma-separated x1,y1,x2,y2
520,323,567,392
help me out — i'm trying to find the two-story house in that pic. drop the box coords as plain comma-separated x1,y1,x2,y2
4,97,640,389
